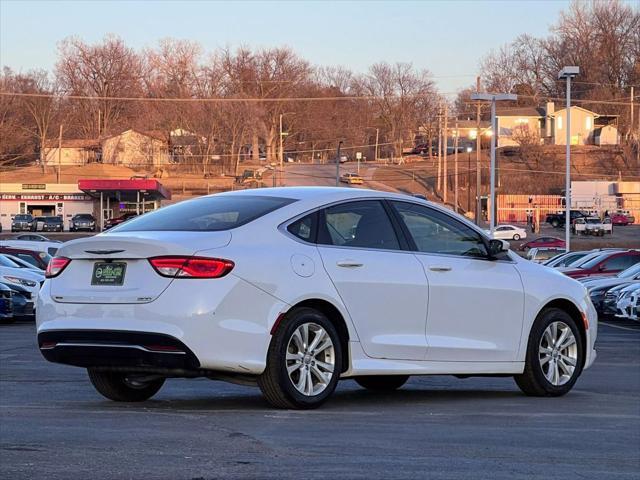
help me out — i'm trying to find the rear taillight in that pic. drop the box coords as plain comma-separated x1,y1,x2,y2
148,256,234,278
45,257,71,278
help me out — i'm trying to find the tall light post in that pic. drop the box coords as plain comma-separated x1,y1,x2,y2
471,93,517,235
466,146,472,214
279,112,295,187
558,66,579,251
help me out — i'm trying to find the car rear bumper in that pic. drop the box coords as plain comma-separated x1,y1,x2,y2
38,330,200,371
36,276,287,375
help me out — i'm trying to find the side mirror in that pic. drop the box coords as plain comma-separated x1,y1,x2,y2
488,239,509,257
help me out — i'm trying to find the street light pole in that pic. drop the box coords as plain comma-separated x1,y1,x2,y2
466,147,472,213
471,92,517,235
558,66,579,252
335,141,343,186
374,128,379,161
279,113,284,187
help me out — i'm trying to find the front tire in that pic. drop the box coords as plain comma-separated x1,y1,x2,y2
258,307,342,409
551,219,559,228
355,375,409,391
514,308,583,397
87,369,165,402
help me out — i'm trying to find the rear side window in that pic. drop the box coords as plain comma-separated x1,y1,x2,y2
112,195,296,232
287,212,317,242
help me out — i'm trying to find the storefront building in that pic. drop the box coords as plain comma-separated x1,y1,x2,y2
0,179,171,232
0,183,94,231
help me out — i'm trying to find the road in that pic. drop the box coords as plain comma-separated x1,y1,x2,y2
1,319,638,479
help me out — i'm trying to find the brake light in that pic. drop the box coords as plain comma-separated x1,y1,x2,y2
148,256,234,278
45,257,71,278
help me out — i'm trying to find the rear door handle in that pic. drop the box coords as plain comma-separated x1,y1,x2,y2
429,265,452,272
337,260,364,268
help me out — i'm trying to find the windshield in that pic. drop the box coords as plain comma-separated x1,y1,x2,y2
568,252,603,268
74,214,93,219
585,218,601,224
45,217,62,223
618,263,640,278
0,255,21,268
112,195,296,232
14,215,32,221
580,253,615,270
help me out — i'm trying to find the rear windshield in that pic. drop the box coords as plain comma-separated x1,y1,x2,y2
112,195,296,232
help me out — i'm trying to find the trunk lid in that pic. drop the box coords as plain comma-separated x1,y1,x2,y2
51,231,231,304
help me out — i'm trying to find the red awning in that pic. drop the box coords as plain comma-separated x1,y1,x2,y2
78,179,171,201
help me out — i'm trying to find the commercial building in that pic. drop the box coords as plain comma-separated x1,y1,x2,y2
0,179,171,231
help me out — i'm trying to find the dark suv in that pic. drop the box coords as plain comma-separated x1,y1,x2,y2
70,213,96,232
11,214,36,232
41,217,64,232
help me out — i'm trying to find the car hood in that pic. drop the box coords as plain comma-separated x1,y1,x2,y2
583,277,636,291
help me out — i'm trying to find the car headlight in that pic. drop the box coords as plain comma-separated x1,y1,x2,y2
2,276,37,288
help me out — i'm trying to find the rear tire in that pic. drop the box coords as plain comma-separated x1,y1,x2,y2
258,307,342,409
514,308,583,397
355,375,409,391
551,219,559,228
512,234,521,241
87,369,165,402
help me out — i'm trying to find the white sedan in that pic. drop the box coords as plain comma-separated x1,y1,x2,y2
488,224,527,241
37,188,597,408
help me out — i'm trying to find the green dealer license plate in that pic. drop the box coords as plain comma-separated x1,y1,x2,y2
91,262,126,286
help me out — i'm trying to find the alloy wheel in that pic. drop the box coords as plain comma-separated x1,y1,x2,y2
539,321,578,386
286,322,335,396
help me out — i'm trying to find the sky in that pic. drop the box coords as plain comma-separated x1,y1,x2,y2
0,0,574,94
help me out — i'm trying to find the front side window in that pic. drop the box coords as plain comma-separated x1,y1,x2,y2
603,255,640,271
318,200,400,251
391,201,488,258
113,195,295,232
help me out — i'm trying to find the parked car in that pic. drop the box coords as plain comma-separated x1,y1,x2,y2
573,217,611,236
543,251,591,268
0,254,43,272
526,247,565,264
11,214,36,232
581,263,640,314
0,284,13,323
613,210,635,225
0,239,60,256
14,233,59,242
340,173,364,185
1,282,35,318
69,213,97,232
104,213,137,230
561,250,640,280
614,283,640,320
518,236,566,251
488,224,527,241
0,255,43,302
545,210,588,228
37,188,597,408
610,213,632,226
0,247,51,270
41,216,64,232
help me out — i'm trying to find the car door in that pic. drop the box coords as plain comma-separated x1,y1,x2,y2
389,201,525,362
316,200,429,360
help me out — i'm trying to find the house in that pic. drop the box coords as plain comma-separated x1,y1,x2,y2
101,129,170,166
41,139,101,166
491,102,618,147
495,107,546,147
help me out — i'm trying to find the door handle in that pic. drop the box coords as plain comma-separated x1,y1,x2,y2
337,260,364,268
429,265,452,272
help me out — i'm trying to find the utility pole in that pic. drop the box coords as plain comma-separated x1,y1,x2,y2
374,128,379,161
475,76,481,224
57,124,63,184
454,119,459,212
559,66,579,252
335,141,343,186
437,104,442,191
631,86,634,138
443,104,448,204
279,113,284,187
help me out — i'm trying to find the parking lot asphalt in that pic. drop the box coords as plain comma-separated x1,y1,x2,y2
1,319,639,480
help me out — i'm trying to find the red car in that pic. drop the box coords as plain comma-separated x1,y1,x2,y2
561,250,640,279
610,213,633,226
0,246,51,270
104,213,137,230
518,236,566,251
